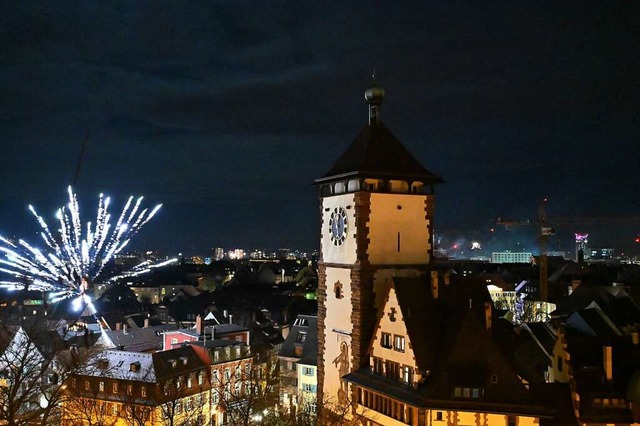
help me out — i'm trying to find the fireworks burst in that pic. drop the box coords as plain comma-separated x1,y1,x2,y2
0,186,175,306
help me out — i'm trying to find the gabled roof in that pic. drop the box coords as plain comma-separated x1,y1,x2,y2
358,274,548,410
391,274,494,373
315,120,443,184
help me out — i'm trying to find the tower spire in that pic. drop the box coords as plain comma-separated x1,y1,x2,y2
364,71,385,124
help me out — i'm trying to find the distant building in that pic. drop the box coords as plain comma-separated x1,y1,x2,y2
575,233,589,261
213,247,225,261
589,247,614,260
491,251,533,264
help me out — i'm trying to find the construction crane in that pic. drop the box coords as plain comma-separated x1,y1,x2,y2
498,201,640,302
72,131,89,186
497,199,553,302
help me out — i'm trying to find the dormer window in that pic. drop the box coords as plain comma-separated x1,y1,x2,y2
129,362,140,372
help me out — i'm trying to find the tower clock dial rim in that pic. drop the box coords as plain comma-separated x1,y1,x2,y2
329,206,348,246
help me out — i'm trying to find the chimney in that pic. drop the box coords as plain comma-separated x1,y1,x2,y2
484,301,492,332
196,315,203,335
122,323,128,334
144,318,150,328
430,271,439,299
603,345,613,381
228,314,233,325
223,309,228,318
211,326,216,341
116,323,122,331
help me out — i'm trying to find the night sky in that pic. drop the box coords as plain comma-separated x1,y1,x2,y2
1,2,639,256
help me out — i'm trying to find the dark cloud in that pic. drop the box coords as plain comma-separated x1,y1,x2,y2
1,1,639,254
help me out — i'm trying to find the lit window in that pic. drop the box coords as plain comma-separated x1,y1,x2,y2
85,381,90,391
234,382,241,395
381,332,392,349
111,403,118,416
394,335,405,352
302,383,317,393
235,366,242,379
112,382,118,393
187,377,193,388
127,384,133,395
402,366,411,384
224,368,231,381
170,338,178,346
99,381,105,392
198,373,204,385
141,386,147,397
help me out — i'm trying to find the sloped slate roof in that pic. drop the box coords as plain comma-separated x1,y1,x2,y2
278,314,317,366
316,120,443,184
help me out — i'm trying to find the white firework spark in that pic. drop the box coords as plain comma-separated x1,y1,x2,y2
0,186,175,304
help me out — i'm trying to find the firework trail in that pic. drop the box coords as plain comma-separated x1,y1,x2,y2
0,187,176,306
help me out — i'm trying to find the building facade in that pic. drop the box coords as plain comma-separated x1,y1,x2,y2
315,81,575,425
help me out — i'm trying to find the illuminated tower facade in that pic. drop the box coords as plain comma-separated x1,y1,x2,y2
575,233,589,261
315,79,442,409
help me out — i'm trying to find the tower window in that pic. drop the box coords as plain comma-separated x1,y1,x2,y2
334,282,343,299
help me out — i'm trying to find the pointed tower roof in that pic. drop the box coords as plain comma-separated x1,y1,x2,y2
316,78,443,185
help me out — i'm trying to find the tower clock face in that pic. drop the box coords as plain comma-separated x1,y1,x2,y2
329,207,348,246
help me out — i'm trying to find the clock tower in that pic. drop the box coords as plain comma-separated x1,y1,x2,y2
315,78,443,409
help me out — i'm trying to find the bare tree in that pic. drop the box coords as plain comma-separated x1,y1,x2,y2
213,358,280,426
0,323,103,426
156,375,209,426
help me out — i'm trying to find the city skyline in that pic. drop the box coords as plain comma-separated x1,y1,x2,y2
1,2,638,253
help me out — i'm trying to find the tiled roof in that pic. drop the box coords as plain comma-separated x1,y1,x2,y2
103,324,178,352
82,345,207,382
316,120,442,184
